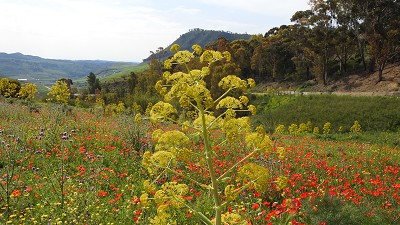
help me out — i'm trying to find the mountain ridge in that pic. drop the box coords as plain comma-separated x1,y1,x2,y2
142,28,252,62
0,52,137,84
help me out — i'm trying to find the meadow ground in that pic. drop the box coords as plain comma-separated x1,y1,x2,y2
0,100,399,224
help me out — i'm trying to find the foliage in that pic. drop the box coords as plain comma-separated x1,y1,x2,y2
47,80,70,104
87,72,101,94
0,78,21,98
17,83,38,101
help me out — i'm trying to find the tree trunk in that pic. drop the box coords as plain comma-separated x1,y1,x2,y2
377,61,386,83
358,40,367,71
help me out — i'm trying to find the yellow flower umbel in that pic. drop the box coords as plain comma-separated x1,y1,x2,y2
150,102,177,122
276,147,286,160
224,185,239,201
143,180,157,194
237,163,269,192
350,120,362,135
276,176,289,191
245,132,273,153
323,122,331,134
154,130,192,161
274,124,286,134
142,44,280,225
222,117,251,142
142,151,176,175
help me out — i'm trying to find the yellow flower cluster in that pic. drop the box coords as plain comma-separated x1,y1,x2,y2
143,180,157,194
155,130,190,151
298,123,308,134
192,44,203,55
323,122,331,134
161,182,189,208
274,124,286,134
222,117,251,142
140,193,150,207
276,176,289,191
218,75,248,90
288,124,298,134
313,127,320,135
185,83,214,109
149,204,177,225
276,147,286,160
172,50,194,64
222,212,246,225
239,96,249,105
151,129,193,160
237,163,269,192
245,132,273,153
200,50,224,64
216,96,243,109
224,184,239,201
142,151,176,175
170,44,180,52
193,114,220,130
134,113,142,125
150,101,177,122
247,78,256,88
350,120,362,134
247,105,257,115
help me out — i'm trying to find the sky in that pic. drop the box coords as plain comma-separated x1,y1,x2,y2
0,0,310,62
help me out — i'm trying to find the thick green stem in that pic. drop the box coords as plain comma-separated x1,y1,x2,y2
198,101,221,225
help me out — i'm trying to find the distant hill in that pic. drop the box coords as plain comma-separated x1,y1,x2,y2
143,28,251,62
0,52,137,84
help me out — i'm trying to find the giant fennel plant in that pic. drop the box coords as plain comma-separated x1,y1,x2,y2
140,44,278,225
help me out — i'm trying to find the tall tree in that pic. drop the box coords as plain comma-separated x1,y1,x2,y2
308,0,337,85
87,72,101,94
362,0,400,81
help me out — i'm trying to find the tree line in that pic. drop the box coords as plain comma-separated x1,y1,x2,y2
209,0,399,84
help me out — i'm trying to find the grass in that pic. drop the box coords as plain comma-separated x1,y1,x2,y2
73,63,149,85
252,93,400,132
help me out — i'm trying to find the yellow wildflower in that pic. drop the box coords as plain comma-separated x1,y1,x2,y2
224,185,238,201
238,163,269,192
192,44,202,55
218,75,247,90
143,180,157,194
170,44,180,52
216,96,243,109
150,101,177,122
276,176,289,191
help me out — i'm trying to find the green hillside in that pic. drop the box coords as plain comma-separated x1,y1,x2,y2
0,52,137,84
73,63,149,85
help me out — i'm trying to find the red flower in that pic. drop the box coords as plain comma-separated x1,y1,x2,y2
252,203,260,210
98,191,107,197
12,189,22,197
